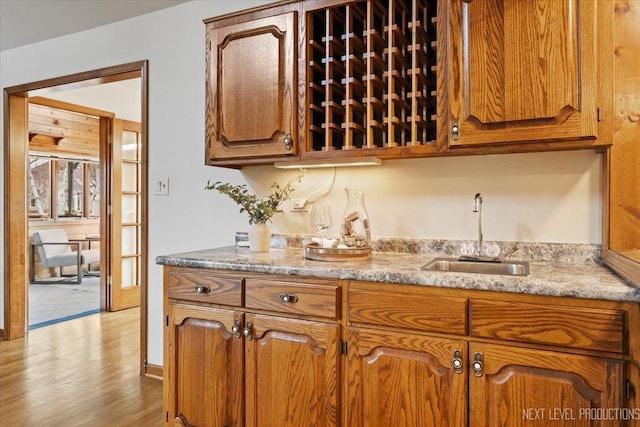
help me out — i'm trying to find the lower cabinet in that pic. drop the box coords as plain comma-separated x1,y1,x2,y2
244,313,340,427
165,304,243,427
346,281,634,427
470,342,624,427
164,268,341,427
163,268,638,427
346,328,468,427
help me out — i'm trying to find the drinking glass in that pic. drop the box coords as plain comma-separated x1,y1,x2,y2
310,204,333,246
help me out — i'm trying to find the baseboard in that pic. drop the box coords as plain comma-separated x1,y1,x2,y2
145,363,163,380
0,328,5,341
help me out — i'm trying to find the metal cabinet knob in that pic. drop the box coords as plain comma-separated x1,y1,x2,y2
195,285,210,294
451,120,460,140
242,321,253,341
231,319,242,338
472,352,483,377
452,349,463,374
279,293,298,304
283,133,293,151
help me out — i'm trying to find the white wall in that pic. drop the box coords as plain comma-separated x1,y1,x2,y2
0,0,602,365
32,79,143,122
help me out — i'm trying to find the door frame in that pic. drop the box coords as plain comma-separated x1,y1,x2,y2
2,61,151,375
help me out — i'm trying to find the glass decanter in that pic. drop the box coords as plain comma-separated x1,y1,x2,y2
340,188,371,248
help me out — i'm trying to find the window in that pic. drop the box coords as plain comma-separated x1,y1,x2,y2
28,157,51,218
28,155,100,219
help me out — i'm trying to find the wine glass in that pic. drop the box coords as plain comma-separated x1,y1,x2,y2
310,204,333,246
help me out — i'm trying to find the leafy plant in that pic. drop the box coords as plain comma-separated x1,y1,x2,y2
206,174,303,225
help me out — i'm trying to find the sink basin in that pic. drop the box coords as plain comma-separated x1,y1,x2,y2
420,257,530,276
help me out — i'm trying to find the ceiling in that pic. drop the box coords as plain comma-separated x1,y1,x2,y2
0,0,190,51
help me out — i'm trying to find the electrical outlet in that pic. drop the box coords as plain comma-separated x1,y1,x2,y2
290,198,308,212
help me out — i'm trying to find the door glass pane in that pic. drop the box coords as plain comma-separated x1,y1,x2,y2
121,130,138,161
122,163,137,192
122,225,137,256
121,257,138,288
122,195,138,223
87,162,100,217
57,160,84,217
28,156,51,218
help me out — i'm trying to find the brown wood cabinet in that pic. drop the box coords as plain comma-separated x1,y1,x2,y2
164,265,639,427
205,9,298,164
244,313,340,426
203,0,623,166
470,342,623,427
164,267,341,427
346,328,468,427
445,0,612,148
165,304,244,427
344,280,637,427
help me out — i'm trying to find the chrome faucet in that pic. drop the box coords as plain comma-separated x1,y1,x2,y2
472,193,483,257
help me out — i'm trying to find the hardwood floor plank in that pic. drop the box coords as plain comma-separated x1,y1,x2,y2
0,308,162,426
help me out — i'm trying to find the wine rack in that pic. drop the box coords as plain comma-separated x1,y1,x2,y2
307,0,438,154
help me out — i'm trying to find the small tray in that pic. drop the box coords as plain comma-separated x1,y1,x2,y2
304,243,371,262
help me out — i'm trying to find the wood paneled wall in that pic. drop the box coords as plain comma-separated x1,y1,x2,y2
28,98,103,158
609,1,640,259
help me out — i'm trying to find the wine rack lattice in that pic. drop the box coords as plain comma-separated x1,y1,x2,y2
307,0,437,153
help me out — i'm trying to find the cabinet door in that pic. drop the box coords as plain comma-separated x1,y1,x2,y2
206,12,297,162
470,342,624,427
165,304,244,427
446,0,602,147
347,327,468,427
244,313,340,427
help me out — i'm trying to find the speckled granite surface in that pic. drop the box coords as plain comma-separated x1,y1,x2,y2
264,234,602,263
156,244,640,303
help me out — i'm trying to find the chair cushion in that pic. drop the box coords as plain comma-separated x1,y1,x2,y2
33,229,72,259
44,252,80,269
81,249,101,265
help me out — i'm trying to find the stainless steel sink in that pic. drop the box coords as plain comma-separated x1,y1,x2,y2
420,257,530,276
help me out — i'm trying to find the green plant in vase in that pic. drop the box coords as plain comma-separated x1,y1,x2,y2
205,174,302,251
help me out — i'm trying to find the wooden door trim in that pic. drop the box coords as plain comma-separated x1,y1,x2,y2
3,93,29,340
3,60,151,377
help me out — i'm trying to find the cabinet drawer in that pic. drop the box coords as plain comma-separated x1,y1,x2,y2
167,268,243,306
245,279,340,319
348,283,468,335
470,299,625,353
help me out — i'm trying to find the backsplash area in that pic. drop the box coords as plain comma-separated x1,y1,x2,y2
236,233,601,264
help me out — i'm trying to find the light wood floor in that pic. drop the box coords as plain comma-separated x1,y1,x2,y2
0,307,163,426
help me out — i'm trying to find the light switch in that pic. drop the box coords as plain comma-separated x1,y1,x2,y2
155,177,170,195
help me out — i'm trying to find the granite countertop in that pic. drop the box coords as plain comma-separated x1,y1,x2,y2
156,245,640,303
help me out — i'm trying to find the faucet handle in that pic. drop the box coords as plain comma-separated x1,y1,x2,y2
460,243,475,257
484,242,500,258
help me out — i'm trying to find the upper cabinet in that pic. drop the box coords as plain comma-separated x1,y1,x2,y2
302,0,442,159
205,9,298,165
204,0,616,166
445,0,612,148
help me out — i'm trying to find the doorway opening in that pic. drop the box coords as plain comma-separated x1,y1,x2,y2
3,61,151,375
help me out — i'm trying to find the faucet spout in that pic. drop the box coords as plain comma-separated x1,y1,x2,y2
473,193,483,257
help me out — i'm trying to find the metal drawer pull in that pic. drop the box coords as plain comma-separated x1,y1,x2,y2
452,349,463,374
195,285,210,294
472,352,483,377
279,293,298,304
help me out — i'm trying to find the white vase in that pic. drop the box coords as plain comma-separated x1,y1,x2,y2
248,223,271,252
